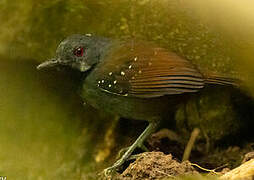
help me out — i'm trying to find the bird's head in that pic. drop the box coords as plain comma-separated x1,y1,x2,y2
37,34,111,72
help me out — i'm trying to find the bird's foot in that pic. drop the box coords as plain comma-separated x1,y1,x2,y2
103,152,148,177
103,122,158,177
103,158,123,176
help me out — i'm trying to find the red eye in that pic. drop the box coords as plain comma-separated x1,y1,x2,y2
74,47,84,57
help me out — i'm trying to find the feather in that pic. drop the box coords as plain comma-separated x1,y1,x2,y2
94,40,206,98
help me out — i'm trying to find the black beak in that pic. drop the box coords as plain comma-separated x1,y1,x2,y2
37,59,60,70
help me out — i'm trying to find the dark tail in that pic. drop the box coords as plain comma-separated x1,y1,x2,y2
204,74,240,87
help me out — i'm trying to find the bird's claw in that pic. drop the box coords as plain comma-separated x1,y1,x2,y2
103,159,122,177
103,167,113,177
103,167,115,177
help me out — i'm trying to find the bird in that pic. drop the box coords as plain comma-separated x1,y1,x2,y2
37,34,238,174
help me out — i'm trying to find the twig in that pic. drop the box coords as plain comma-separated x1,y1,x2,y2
182,128,200,161
190,163,220,175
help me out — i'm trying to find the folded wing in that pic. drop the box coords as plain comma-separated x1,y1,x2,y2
95,41,205,98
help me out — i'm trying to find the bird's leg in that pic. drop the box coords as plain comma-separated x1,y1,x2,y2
104,121,159,176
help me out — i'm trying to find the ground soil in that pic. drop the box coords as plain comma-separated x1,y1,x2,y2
114,152,199,180
102,129,254,180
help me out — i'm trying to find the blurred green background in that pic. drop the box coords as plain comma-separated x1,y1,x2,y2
1,0,254,179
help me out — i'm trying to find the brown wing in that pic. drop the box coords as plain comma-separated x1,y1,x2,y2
95,41,205,98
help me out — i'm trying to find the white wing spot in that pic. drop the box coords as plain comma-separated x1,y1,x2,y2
109,72,112,76
108,84,112,88
121,71,125,76
101,80,105,83
134,57,138,61
128,65,132,69
114,80,117,84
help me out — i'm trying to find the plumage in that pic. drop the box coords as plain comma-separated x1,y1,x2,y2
37,34,239,174
93,41,207,98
